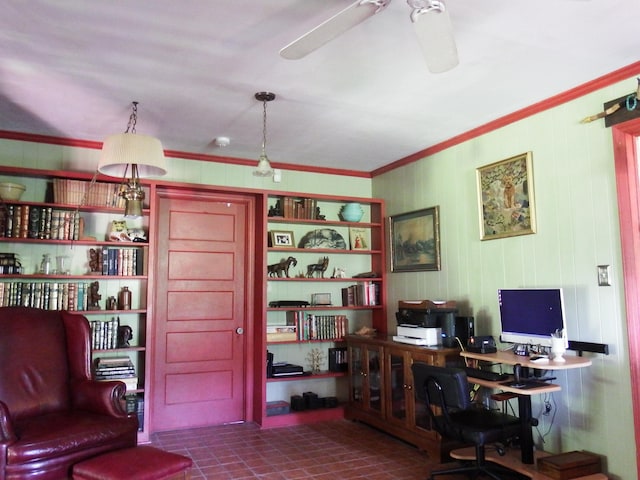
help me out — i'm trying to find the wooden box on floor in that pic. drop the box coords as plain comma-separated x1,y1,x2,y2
537,451,602,480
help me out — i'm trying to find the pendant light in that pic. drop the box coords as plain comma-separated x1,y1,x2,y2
254,92,276,177
98,102,166,218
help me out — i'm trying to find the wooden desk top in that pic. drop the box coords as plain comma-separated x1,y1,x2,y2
461,349,592,370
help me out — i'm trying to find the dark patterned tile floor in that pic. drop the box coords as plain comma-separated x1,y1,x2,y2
150,420,436,479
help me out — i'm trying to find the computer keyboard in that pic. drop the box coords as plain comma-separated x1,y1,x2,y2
462,366,510,382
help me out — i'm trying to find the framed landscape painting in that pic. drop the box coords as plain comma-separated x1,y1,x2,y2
389,206,440,272
476,152,536,240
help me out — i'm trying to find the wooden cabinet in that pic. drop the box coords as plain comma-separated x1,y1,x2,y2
345,335,461,460
0,167,153,442
260,193,386,427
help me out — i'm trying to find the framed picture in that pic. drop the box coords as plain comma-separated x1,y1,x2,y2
349,227,369,250
389,206,440,272
476,152,536,240
269,230,295,247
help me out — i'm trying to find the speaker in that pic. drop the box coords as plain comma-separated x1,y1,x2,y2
442,315,475,348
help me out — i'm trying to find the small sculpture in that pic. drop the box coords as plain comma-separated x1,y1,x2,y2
89,248,101,273
117,325,133,348
88,281,101,310
267,256,297,278
306,257,329,278
306,348,325,374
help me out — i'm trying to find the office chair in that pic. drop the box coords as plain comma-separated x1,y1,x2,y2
411,362,522,480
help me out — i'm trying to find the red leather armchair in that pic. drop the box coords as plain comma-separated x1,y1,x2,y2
0,307,138,480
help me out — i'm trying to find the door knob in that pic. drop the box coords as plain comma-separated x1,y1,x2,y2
236,327,244,335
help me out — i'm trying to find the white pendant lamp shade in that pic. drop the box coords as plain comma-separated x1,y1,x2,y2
254,155,273,177
98,132,167,178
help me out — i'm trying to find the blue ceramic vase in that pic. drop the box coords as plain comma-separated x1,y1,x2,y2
340,202,364,222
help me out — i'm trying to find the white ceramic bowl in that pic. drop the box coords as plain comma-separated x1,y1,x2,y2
0,182,26,201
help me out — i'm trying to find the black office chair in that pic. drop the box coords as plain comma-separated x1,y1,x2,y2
411,362,522,480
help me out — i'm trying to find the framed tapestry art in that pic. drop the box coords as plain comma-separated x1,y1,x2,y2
389,206,440,272
476,152,536,240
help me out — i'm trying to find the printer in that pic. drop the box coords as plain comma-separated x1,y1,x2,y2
393,300,473,348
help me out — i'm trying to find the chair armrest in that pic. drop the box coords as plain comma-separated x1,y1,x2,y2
0,400,17,444
72,379,130,417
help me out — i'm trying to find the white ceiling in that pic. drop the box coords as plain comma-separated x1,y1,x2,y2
0,1,638,174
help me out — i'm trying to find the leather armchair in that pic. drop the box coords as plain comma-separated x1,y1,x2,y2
0,307,138,480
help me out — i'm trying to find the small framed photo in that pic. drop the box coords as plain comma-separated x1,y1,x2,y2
349,227,369,250
269,230,295,247
389,206,440,272
476,151,536,240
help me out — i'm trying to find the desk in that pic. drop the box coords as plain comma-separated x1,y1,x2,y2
461,350,592,465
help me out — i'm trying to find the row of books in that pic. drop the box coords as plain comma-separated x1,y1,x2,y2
90,317,124,350
278,196,319,220
0,205,81,240
53,178,126,208
94,356,138,391
0,253,21,274
341,281,380,307
0,281,99,310
97,246,145,276
125,394,145,431
267,312,349,342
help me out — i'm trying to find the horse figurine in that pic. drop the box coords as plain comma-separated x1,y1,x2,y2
306,257,329,278
267,256,297,278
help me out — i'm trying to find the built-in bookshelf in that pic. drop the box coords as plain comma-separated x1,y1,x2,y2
0,166,153,442
260,192,386,427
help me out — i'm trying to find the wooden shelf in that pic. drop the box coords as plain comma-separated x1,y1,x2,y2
267,371,346,382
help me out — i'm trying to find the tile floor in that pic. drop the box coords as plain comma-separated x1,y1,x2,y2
151,420,440,479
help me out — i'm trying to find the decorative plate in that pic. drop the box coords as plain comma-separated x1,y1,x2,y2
299,229,347,249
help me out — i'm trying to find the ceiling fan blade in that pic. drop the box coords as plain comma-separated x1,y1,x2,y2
280,0,391,60
409,1,458,73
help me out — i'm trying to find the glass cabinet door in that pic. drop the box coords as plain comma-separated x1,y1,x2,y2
366,346,382,413
388,349,407,423
349,343,364,408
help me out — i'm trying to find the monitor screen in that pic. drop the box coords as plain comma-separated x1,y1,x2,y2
498,288,567,348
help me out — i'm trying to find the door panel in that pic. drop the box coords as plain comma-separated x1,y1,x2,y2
152,191,252,431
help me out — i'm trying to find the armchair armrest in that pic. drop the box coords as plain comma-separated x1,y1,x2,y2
0,400,17,444
72,379,130,417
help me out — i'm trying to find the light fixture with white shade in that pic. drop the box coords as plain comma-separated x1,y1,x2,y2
253,92,276,177
98,102,167,218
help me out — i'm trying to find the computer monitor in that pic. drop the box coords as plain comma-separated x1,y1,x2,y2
498,288,568,348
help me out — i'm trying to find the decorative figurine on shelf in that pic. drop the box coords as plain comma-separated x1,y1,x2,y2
332,267,346,279
267,256,297,278
117,324,133,348
88,281,101,310
306,256,329,278
268,199,283,217
315,206,325,221
89,248,101,274
306,348,325,374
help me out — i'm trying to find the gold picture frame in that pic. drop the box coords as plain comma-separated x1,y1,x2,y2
269,230,295,247
349,227,369,250
476,152,536,240
389,206,440,272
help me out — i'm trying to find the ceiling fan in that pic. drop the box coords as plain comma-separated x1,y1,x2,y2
280,0,458,73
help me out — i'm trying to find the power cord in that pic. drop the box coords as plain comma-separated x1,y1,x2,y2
534,392,557,445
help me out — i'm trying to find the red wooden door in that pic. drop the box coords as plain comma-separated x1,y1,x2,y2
151,190,252,431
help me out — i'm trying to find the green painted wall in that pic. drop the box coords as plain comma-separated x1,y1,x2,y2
0,140,372,198
373,76,638,477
